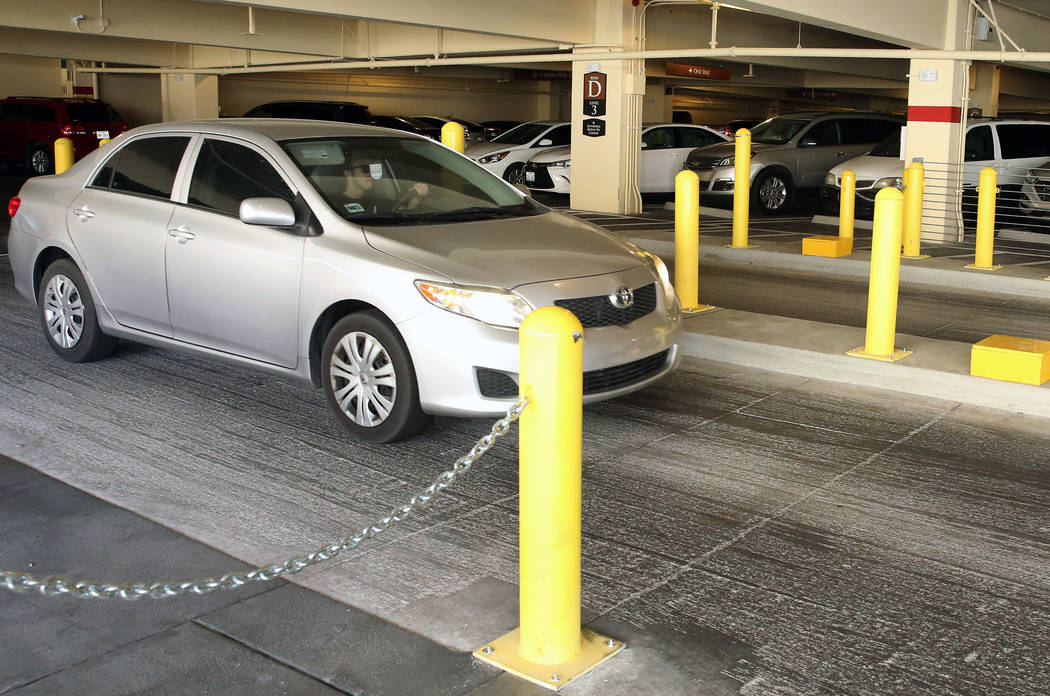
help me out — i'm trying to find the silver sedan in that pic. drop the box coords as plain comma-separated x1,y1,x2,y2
8,119,682,442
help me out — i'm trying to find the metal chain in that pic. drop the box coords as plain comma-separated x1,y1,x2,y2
1,398,527,601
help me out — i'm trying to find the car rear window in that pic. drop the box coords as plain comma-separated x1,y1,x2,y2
66,103,120,122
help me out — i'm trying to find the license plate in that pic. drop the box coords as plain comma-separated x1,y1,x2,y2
525,170,535,183
96,130,110,139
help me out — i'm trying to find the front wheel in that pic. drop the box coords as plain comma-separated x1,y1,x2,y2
321,311,431,443
38,259,117,362
752,169,792,215
25,144,53,176
503,163,525,185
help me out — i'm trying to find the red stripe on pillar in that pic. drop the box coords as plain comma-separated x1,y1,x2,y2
907,106,962,123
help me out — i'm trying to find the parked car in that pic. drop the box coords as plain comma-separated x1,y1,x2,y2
411,116,486,144
0,96,127,175
720,119,762,137
524,123,729,194
1020,160,1050,219
466,120,570,182
7,119,682,443
481,120,521,140
822,119,1050,227
244,100,371,125
683,112,903,214
370,115,441,139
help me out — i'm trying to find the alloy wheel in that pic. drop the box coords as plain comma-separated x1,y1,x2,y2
759,175,788,211
43,274,85,349
30,149,50,175
329,331,398,427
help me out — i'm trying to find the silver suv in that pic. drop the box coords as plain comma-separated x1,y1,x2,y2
683,112,903,214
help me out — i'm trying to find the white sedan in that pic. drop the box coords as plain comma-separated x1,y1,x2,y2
523,123,730,194
466,121,570,182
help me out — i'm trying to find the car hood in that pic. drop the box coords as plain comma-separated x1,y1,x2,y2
466,142,525,158
362,211,645,288
529,146,571,164
829,154,903,181
686,141,781,159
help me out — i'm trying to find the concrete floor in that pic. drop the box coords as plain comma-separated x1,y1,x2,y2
3,240,1050,694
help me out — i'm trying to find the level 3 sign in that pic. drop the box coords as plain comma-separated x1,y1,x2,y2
583,71,607,117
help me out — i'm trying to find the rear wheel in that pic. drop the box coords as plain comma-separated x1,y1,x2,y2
321,311,431,443
25,144,53,176
752,169,792,215
37,260,117,362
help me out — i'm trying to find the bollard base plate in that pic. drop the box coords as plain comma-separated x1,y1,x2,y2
964,263,1004,271
802,235,852,257
846,346,913,362
724,243,757,249
901,253,930,260
682,304,717,315
473,627,624,692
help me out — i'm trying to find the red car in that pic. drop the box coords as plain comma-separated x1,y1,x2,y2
0,96,128,175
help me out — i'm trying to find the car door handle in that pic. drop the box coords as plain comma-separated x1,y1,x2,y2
167,226,196,243
73,207,95,220
835,151,846,157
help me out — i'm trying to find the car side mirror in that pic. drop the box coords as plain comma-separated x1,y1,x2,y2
240,197,296,227
799,139,819,148
537,138,553,147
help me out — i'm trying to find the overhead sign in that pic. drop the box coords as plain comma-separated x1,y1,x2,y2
583,71,607,117
583,119,606,138
513,69,571,81
664,63,731,80
787,88,838,100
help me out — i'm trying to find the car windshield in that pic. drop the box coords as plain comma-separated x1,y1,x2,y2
282,136,546,225
491,123,550,145
749,118,810,144
869,130,902,157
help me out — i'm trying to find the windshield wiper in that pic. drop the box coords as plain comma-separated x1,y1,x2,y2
415,206,528,222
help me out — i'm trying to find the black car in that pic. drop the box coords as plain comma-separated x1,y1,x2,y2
370,115,441,139
244,100,371,124
481,120,521,140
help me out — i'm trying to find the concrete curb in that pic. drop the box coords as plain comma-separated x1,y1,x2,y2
679,309,1050,418
633,237,1050,300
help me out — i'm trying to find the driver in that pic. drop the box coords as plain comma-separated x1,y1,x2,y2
340,155,429,215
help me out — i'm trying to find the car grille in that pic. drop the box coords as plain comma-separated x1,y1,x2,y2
1035,180,1050,202
686,156,723,171
475,349,671,399
523,162,555,189
854,179,875,189
555,283,657,328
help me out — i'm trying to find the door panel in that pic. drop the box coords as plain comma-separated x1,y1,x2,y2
66,189,175,336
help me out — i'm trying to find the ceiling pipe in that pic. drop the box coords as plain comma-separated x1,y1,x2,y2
74,46,1050,77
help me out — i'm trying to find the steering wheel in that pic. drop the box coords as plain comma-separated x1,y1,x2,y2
391,186,422,212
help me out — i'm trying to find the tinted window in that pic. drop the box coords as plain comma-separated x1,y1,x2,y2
66,103,120,122
98,137,190,198
29,105,57,122
642,127,675,150
542,125,571,147
870,130,902,158
803,120,841,147
996,124,1050,160
188,139,295,217
273,103,338,120
676,127,722,148
335,104,371,124
492,123,550,145
838,118,898,145
965,125,994,161
244,104,274,118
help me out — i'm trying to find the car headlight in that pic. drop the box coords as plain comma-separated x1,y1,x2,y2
825,172,837,186
872,177,903,190
478,151,510,164
415,281,532,328
636,250,676,305
550,158,571,168
717,156,735,167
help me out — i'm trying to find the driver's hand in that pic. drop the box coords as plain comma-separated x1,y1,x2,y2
412,183,429,197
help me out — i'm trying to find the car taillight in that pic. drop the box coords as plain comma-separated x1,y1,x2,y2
119,124,129,132
8,196,20,218
60,124,87,136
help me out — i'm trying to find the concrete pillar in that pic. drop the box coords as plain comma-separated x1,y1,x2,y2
969,62,1000,117
161,73,219,122
903,59,968,243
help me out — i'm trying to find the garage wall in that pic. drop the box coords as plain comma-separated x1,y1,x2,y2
0,54,63,98
98,74,163,127
219,70,570,123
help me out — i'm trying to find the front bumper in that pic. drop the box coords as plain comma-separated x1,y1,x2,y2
523,162,570,194
686,164,740,198
820,185,879,218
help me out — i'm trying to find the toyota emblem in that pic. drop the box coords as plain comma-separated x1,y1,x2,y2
608,286,634,309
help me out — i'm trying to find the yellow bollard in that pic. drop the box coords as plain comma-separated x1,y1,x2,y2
966,167,1003,271
847,187,913,363
802,170,854,257
54,137,74,174
730,128,753,249
901,161,928,259
98,138,110,147
674,170,715,314
474,306,623,690
441,121,465,153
